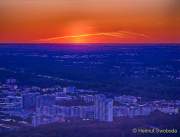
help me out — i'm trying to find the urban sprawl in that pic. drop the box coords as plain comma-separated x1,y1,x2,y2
0,79,179,132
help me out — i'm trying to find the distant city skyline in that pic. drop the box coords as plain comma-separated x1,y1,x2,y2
0,0,180,43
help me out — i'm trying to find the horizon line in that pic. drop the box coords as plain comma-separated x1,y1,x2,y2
0,42,180,45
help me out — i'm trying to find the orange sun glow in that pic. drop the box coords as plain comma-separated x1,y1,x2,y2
1,0,179,43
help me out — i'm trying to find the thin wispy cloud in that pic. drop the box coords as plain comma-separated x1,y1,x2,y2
37,31,149,42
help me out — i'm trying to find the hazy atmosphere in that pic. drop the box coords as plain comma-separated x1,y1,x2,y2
0,0,180,43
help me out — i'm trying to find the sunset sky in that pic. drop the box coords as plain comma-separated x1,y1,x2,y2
0,0,180,43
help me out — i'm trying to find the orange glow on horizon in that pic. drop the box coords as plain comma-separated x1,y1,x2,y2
0,0,179,43
37,31,149,43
